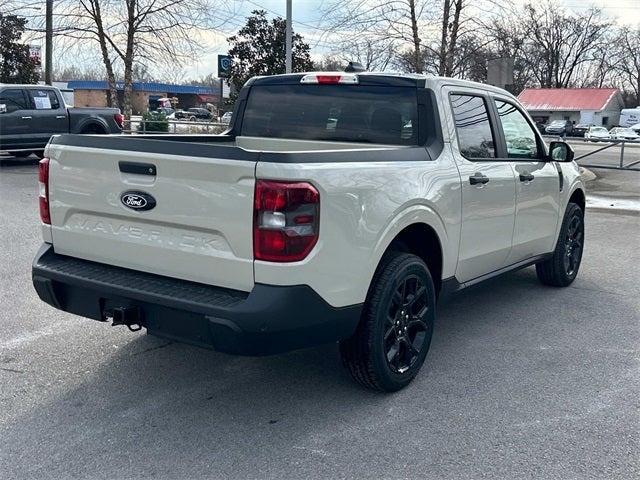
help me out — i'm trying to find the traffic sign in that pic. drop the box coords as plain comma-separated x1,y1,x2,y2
218,55,232,78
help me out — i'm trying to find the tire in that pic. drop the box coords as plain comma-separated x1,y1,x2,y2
340,252,436,392
536,202,584,287
33,150,44,159
189,116,197,122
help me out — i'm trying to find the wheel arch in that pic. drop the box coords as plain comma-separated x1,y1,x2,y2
368,207,450,298
75,118,108,134
569,187,585,213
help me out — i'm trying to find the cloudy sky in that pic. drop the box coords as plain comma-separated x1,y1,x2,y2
35,0,639,81
180,0,640,79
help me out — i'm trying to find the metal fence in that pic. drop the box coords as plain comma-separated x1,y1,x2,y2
122,119,228,135
542,135,640,171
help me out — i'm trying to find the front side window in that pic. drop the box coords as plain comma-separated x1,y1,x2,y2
450,94,496,158
494,100,540,159
0,89,28,113
27,89,60,110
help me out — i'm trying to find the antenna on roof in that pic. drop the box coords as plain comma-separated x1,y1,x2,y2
344,62,366,73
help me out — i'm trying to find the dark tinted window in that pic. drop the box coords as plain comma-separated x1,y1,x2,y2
241,85,419,145
27,89,60,110
0,89,28,113
450,94,495,158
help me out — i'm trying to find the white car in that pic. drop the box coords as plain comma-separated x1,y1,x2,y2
584,126,610,142
32,73,585,392
631,123,640,134
609,127,639,141
220,111,233,125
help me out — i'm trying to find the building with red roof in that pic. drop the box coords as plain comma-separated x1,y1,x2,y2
517,88,625,128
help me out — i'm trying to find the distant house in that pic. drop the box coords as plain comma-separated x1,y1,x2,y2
518,88,625,128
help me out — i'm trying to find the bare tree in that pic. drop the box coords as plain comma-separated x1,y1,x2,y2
319,0,436,73
16,0,234,116
522,2,610,88
611,27,640,102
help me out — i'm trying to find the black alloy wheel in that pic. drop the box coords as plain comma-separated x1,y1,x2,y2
563,213,584,277
384,274,430,374
536,202,585,287
340,252,436,392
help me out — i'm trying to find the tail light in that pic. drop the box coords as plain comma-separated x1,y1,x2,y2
114,113,124,129
253,180,319,262
38,158,50,225
300,73,359,85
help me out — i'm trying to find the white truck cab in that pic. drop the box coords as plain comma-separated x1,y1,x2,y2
32,72,585,391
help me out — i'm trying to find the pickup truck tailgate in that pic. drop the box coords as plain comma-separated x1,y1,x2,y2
47,143,256,292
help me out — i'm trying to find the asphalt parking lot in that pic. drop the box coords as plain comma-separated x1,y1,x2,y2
1,158,639,479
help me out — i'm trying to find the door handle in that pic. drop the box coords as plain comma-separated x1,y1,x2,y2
469,173,490,185
56,115,66,119
519,173,535,182
21,116,32,120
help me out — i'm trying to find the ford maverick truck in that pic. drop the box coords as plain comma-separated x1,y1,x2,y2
32,73,585,391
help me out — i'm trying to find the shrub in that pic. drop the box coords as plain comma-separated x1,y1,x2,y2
137,111,169,133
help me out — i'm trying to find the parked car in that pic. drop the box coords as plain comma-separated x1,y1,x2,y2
32,73,585,392
571,123,591,138
631,123,640,134
545,119,573,136
535,121,548,134
584,126,611,142
175,107,213,122
155,107,175,119
609,127,640,141
0,84,123,157
619,108,640,128
220,111,233,125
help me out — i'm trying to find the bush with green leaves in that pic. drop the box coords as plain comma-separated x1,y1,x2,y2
137,111,169,133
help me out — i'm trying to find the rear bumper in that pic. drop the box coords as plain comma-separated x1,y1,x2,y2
32,244,361,356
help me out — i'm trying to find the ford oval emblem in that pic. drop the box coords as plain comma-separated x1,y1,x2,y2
120,191,156,211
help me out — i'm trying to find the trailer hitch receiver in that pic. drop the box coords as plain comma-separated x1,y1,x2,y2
107,306,143,332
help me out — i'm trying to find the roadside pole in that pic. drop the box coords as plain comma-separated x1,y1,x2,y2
285,0,292,74
45,0,53,85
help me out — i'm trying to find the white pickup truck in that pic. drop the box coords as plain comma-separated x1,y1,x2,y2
32,72,585,391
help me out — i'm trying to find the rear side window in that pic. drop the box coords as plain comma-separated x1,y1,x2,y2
0,89,28,113
241,85,419,145
27,89,60,110
450,94,496,159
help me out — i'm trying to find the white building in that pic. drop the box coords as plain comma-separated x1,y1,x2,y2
518,88,625,128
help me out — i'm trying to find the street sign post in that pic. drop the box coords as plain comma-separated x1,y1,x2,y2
217,55,232,78
217,55,232,117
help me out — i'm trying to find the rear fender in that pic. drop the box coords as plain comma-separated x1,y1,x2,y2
366,204,451,289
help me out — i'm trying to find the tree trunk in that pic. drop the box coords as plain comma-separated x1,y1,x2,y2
408,0,422,73
444,0,462,76
122,0,136,118
438,0,451,75
91,0,119,109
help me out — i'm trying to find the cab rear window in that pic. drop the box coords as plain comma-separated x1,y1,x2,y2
240,85,419,145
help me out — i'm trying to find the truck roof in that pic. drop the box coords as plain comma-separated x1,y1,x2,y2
247,72,514,98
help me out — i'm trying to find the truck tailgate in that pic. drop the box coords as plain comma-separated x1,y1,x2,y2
47,142,256,292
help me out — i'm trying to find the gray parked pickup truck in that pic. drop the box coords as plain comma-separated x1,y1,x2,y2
0,84,123,157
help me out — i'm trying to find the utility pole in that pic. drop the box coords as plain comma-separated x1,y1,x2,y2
45,0,53,84
285,0,292,74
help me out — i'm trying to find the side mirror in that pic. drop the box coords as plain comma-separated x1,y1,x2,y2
549,141,574,162
0,104,6,114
